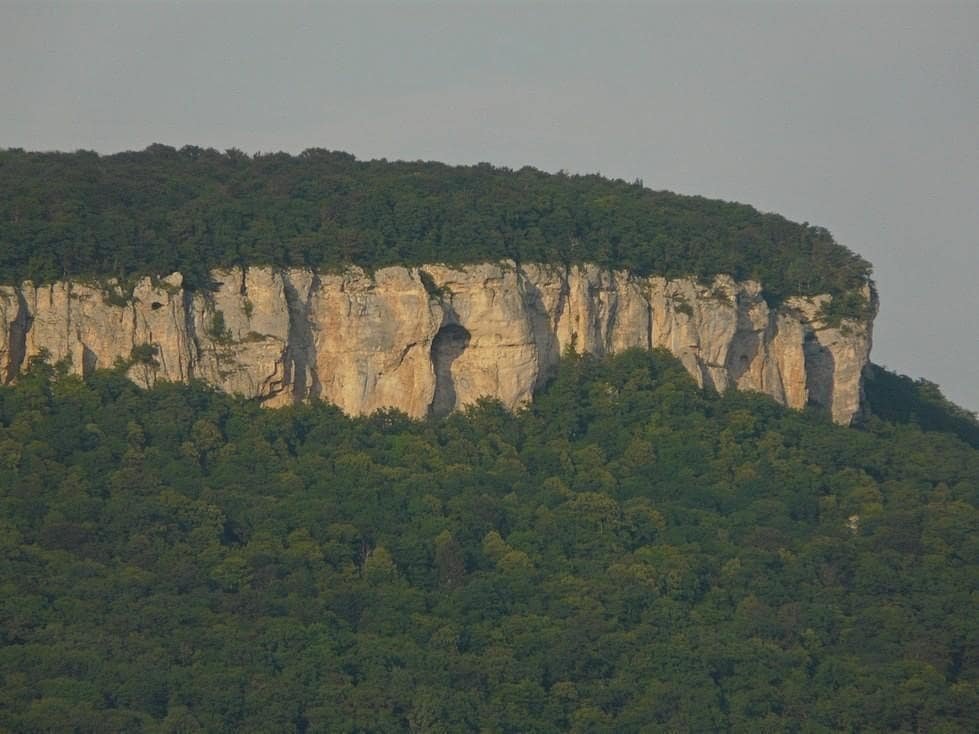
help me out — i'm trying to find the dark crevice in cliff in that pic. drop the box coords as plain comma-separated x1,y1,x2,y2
430,323,470,418
6,288,31,382
603,289,620,355
519,269,562,390
282,271,321,402
727,331,762,384
804,330,835,413
182,288,199,380
644,299,654,352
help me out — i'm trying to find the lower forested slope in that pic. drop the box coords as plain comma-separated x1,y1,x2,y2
0,351,976,732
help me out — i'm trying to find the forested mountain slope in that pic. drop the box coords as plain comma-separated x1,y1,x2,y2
1,145,972,732
0,146,871,306
0,350,975,732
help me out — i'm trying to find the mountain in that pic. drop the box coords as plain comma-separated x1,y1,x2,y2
0,147,876,424
0,147,974,732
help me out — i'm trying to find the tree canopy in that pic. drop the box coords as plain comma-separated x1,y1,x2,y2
0,350,975,732
0,146,871,304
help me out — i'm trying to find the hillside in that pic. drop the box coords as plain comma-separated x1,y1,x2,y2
0,147,973,732
0,350,976,732
0,146,871,307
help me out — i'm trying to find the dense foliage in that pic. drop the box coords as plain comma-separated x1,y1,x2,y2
0,350,975,732
864,364,979,449
0,146,871,303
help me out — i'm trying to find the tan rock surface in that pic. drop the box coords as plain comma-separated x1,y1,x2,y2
307,267,442,418
191,268,291,401
127,273,194,388
0,262,876,424
423,263,541,414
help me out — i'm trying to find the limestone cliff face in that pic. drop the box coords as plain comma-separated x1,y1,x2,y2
0,262,875,424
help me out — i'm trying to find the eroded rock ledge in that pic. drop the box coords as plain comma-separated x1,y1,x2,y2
0,262,875,424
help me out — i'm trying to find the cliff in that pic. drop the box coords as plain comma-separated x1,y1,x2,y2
0,262,875,424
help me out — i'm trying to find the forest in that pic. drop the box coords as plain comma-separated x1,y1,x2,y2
0,146,871,306
0,349,975,732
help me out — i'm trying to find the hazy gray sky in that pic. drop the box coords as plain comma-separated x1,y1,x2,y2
2,1,977,410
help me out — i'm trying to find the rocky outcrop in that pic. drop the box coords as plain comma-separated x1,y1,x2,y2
0,262,876,424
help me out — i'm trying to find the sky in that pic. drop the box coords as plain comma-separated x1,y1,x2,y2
1,0,977,411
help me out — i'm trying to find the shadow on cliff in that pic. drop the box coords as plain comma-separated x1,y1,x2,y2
283,274,322,401
430,324,471,417
521,275,565,390
5,289,31,382
804,332,835,417
726,330,762,387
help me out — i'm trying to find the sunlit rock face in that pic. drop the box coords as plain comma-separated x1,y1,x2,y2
0,262,875,425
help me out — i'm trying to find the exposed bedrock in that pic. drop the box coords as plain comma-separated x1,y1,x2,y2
0,262,875,424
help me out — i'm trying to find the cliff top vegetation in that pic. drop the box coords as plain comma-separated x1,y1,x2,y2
0,146,872,303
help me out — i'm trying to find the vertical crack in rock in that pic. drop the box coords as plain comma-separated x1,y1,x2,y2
603,284,620,356
643,296,654,352
430,323,471,417
519,268,561,389
281,269,323,403
182,286,200,380
282,271,309,403
4,288,31,383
